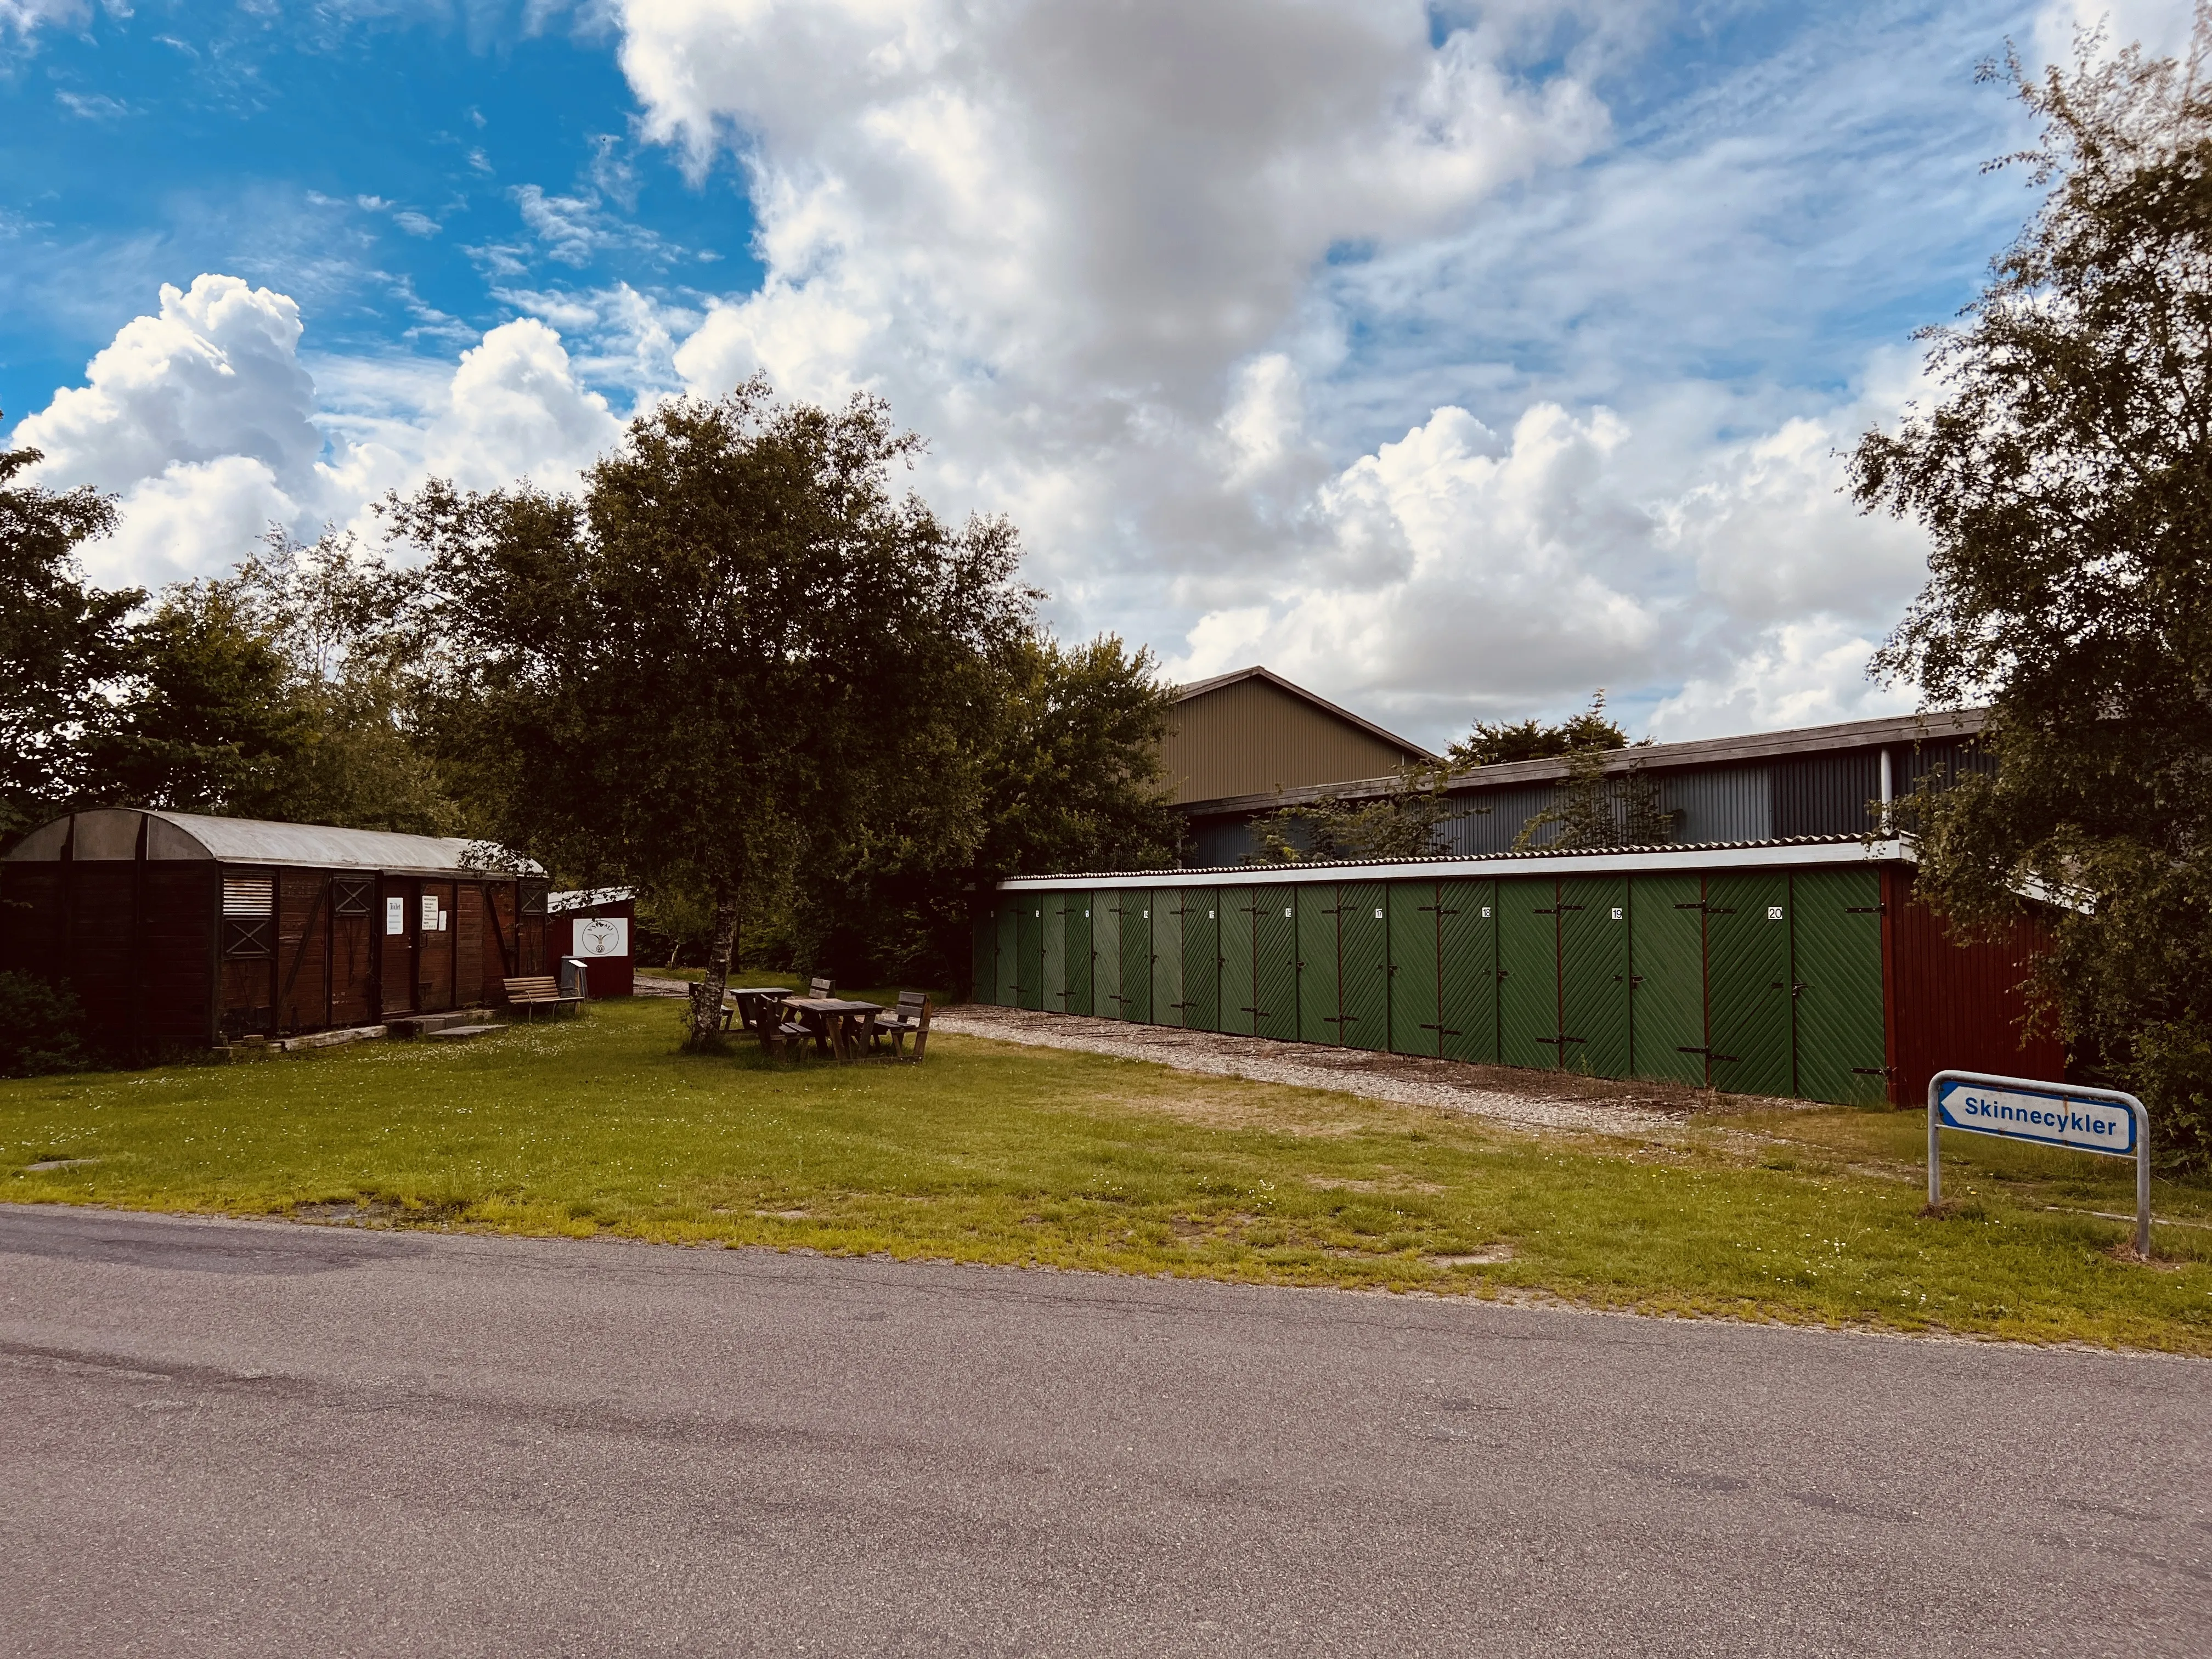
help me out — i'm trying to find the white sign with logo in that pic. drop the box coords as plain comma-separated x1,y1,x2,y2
385,896,405,936
573,916,630,959
1934,1077,2136,1157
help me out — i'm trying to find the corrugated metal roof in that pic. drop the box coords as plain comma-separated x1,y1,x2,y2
2,809,543,876
1180,706,1986,816
549,886,635,911
997,834,1907,890
151,811,543,874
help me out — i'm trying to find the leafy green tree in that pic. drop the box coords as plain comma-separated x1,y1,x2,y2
1246,763,1461,864
1446,692,1630,768
1849,15,2212,1166
794,631,1182,984
0,435,137,843
1513,747,1674,850
394,383,1031,1045
91,579,316,819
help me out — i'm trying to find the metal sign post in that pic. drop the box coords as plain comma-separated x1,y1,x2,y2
1927,1070,2152,1255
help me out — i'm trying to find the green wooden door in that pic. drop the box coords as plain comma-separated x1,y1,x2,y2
1061,894,1093,1016
1150,889,1184,1028
1706,871,1794,1098
1338,883,1389,1051
995,899,1020,1006
1120,893,1154,1024
1182,889,1221,1032
1387,882,1440,1056
1040,894,1065,1013
1255,890,1299,1041
1790,868,1888,1104
1628,874,1707,1085
1015,900,1044,1009
1497,877,1560,1069
970,910,994,1004
1438,880,1498,1064
1296,884,1341,1044
1093,893,1124,1019
1219,886,1257,1035
1559,876,1631,1078
1256,889,1300,1044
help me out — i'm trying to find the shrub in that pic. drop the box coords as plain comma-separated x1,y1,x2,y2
0,972,89,1077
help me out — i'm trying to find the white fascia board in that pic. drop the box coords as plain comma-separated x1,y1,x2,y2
998,840,1909,891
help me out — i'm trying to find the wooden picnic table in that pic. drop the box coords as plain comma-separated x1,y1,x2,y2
721,986,800,1034
778,996,883,1061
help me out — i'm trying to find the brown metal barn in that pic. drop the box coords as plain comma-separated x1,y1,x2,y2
0,809,551,1053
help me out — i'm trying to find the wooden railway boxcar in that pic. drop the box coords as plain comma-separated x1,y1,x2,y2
1,809,551,1053
974,837,2066,1109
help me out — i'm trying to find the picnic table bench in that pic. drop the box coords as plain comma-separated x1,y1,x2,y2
777,996,881,1062
503,974,582,1020
868,991,932,1062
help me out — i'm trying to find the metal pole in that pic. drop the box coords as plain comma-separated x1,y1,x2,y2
2135,1103,2152,1257
1926,1074,1942,1209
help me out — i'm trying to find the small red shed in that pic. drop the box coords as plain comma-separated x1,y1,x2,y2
548,887,635,998
0,808,552,1052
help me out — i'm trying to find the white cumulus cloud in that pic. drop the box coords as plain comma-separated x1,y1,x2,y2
9,278,630,588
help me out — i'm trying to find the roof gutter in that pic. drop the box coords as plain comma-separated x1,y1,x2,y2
998,838,1910,890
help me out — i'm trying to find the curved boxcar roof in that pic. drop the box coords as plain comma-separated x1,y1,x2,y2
4,809,543,877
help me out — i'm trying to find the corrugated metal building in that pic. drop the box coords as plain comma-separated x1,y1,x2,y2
973,839,2063,1109
0,809,551,1052
1171,676,1987,864
1164,666,1435,811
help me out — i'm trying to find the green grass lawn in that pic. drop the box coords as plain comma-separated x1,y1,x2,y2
4,998,2208,1351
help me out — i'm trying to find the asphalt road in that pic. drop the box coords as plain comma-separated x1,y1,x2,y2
1,1204,2205,1657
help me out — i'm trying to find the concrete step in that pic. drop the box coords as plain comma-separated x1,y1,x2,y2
388,1011,482,1039
424,1024,505,1042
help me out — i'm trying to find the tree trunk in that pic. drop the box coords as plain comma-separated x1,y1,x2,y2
690,887,740,1047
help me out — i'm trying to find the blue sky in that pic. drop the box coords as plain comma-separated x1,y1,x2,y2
2,1,2191,744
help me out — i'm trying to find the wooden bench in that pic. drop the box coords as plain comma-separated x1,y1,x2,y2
763,977,838,1058
869,991,932,1062
504,975,583,1020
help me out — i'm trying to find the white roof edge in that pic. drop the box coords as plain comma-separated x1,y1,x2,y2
998,840,1908,890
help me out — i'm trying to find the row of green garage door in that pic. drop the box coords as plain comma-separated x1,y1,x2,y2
974,868,1890,1105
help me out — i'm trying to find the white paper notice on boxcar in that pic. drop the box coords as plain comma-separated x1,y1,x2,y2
1935,1079,2136,1156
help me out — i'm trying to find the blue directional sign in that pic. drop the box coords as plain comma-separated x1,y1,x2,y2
1933,1077,2137,1158
1927,1069,2153,1255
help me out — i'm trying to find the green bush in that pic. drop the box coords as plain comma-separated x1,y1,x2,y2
0,972,89,1077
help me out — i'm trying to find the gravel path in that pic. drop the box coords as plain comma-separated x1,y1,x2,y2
930,1004,1764,1138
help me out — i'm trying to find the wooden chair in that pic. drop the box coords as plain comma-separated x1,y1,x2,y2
870,992,932,1061
808,975,833,999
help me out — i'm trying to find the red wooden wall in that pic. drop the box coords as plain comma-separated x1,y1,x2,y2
1882,864,2066,1104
